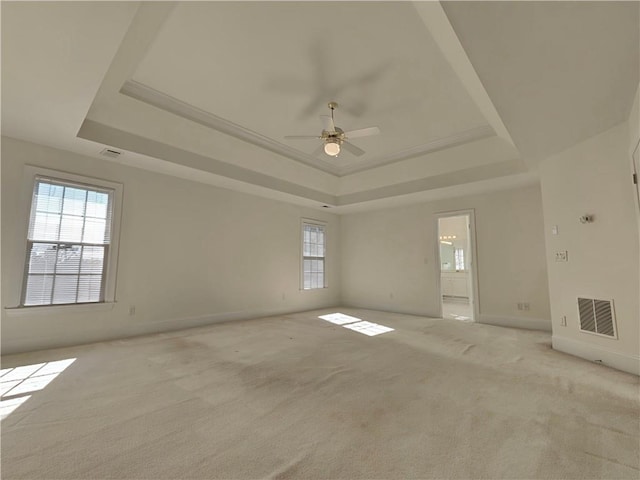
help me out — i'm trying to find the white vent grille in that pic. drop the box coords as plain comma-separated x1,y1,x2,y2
100,148,122,158
578,298,616,338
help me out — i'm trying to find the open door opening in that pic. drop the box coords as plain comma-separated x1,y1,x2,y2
437,213,477,322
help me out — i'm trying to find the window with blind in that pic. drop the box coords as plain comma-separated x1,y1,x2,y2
21,176,116,306
302,222,326,290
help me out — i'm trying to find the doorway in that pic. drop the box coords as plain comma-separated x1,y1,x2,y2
437,212,477,322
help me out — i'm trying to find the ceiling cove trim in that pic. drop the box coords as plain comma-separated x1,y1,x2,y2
338,158,527,206
412,1,515,148
120,80,496,177
119,80,341,175
340,125,495,175
76,120,528,209
77,119,337,206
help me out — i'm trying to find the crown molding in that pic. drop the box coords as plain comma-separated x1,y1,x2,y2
120,80,341,174
77,119,337,206
338,158,526,206
340,125,495,175
120,80,497,177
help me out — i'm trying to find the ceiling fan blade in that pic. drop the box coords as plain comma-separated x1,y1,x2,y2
344,126,380,139
311,143,325,157
284,135,321,140
320,115,335,132
341,141,366,157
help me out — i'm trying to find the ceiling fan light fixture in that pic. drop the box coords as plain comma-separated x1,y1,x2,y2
284,102,380,158
324,140,341,156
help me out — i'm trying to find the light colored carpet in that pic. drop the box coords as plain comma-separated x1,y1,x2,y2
441,299,473,321
1,308,639,479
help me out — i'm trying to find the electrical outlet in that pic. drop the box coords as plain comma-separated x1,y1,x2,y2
129,305,136,316
523,303,530,311
560,316,567,326
555,251,568,262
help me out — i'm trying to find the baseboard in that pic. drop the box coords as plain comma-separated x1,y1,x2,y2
341,302,439,320
1,304,340,355
341,305,553,332
478,314,552,332
552,335,640,376
124,306,300,337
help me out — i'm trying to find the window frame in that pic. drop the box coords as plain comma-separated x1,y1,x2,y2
17,166,123,308
300,218,327,290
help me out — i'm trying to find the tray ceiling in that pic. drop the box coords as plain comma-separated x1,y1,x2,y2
129,2,489,173
3,2,637,212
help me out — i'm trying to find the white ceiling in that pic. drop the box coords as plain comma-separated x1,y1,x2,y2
2,2,638,213
131,2,488,171
442,1,640,163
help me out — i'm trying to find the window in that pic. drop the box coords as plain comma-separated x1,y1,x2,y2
454,248,465,271
21,173,121,306
302,221,326,289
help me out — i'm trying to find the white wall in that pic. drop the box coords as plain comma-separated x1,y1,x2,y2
1,137,341,354
631,83,640,332
630,83,640,232
539,122,639,375
340,185,551,330
630,84,639,158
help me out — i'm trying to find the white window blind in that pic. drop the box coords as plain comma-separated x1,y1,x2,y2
22,176,114,306
302,223,325,289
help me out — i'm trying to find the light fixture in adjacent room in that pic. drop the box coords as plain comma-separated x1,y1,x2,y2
324,140,341,157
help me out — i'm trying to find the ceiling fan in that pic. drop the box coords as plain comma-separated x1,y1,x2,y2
284,102,380,157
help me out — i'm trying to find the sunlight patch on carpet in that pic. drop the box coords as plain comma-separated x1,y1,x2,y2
0,358,76,420
0,396,31,420
451,314,471,321
343,321,394,336
319,313,394,336
318,313,363,325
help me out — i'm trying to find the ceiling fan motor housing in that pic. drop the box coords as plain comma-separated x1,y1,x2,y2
323,127,344,140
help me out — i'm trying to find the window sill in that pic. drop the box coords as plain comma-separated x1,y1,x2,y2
4,302,116,317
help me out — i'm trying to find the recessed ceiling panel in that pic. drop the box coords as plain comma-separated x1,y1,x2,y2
443,1,639,162
131,1,489,167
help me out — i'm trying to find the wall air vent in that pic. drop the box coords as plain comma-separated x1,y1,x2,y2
577,297,617,338
100,148,122,159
